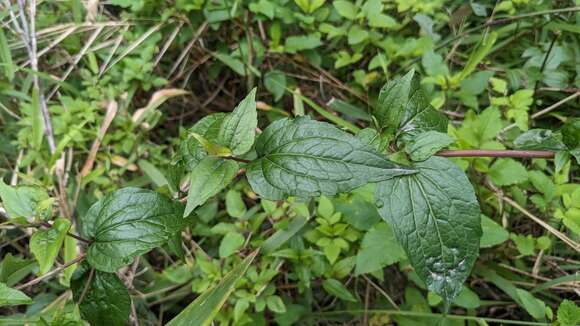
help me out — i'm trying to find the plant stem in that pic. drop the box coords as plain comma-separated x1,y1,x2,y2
307,309,550,326
16,253,86,290
435,149,554,158
224,156,251,163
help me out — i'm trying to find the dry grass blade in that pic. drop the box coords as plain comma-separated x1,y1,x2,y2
81,100,118,177
501,196,580,253
153,20,184,68
132,88,189,126
101,22,163,75
47,25,104,100
168,21,208,78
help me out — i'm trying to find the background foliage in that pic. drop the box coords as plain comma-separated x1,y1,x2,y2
0,0,579,325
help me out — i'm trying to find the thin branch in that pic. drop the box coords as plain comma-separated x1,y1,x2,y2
502,91,580,133
487,182,580,253
436,149,554,158
16,254,86,290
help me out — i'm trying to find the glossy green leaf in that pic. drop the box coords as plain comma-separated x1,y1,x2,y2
80,187,186,272
375,157,481,305
71,263,130,325
355,222,406,275
30,218,71,275
217,88,257,155
247,116,415,200
0,282,32,306
322,279,357,302
0,180,49,222
375,69,416,134
404,131,454,161
166,250,258,326
184,157,238,217
513,129,566,150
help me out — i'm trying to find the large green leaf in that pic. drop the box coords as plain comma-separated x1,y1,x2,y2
0,282,32,306
375,157,481,306
246,117,414,200
217,88,257,155
30,218,71,275
184,157,238,217
246,116,415,200
71,263,130,325
166,250,258,326
80,187,185,272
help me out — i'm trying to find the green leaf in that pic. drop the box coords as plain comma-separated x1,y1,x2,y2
284,34,322,53
213,52,247,76
0,282,32,306
453,32,497,82
264,70,286,101
246,116,415,200
375,157,481,306
355,222,406,275
557,300,580,326
405,131,454,161
225,190,247,218
347,25,368,45
261,212,310,254
217,88,257,155
561,117,580,153
184,157,238,217
138,159,173,191
178,113,227,170
0,254,36,287
0,180,49,222
375,69,416,133
513,129,566,151
375,70,448,138
480,215,509,248
454,287,480,309
80,187,186,272
166,251,258,326
30,218,71,275
219,232,245,258
333,0,357,19
516,288,546,320
322,279,357,302
71,263,130,325
489,158,528,186
0,28,15,81
266,295,286,313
